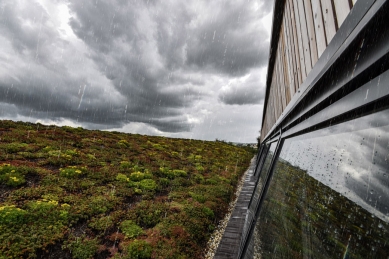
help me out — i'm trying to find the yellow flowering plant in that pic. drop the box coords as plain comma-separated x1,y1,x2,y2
59,166,87,178
0,164,26,187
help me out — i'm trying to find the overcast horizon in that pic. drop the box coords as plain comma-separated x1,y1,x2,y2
0,0,273,143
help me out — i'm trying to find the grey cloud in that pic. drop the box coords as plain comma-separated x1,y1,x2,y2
185,1,270,76
0,0,272,136
218,71,266,105
0,1,66,68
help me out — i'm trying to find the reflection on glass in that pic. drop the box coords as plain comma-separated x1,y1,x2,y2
255,144,269,176
243,142,277,248
254,109,389,258
243,142,277,258
248,142,277,214
254,142,276,202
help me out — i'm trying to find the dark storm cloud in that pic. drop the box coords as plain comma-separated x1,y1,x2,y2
185,1,270,76
0,0,272,135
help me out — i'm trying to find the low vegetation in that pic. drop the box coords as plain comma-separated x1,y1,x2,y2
0,120,255,259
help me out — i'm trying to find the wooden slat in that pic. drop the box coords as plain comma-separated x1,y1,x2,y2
312,0,327,57
292,0,307,82
320,0,337,44
275,62,282,118
270,72,275,122
296,0,312,76
282,8,296,98
277,39,286,111
279,30,290,107
334,1,351,27
278,55,283,113
304,0,319,66
273,61,279,117
274,61,281,117
288,0,303,88
285,1,296,96
273,82,277,121
281,50,290,106
286,0,299,94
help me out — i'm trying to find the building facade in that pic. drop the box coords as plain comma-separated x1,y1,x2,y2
216,0,389,258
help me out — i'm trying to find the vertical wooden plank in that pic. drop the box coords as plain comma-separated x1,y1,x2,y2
282,10,295,99
283,38,291,105
279,59,286,111
279,30,290,107
270,89,275,131
296,0,312,76
286,0,299,95
278,55,284,113
274,60,281,117
271,81,277,122
292,0,307,82
334,1,351,27
267,91,271,133
288,0,303,88
275,61,282,118
285,0,295,87
320,0,337,44
304,0,318,66
270,76,276,122
281,50,290,106
273,84,277,121
311,0,327,57
278,38,287,111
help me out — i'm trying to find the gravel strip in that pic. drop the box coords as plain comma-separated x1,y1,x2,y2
203,157,254,259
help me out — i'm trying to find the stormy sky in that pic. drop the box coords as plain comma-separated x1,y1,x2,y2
0,0,273,143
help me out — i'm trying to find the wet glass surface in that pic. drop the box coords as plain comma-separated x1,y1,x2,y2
243,142,277,245
249,142,277,211
255,109,389,258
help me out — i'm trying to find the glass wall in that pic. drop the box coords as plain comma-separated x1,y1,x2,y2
253,109,389,258
254,144,269,176
242,142,278,258
248,142,277,217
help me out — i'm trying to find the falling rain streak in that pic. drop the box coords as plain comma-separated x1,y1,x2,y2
0,0,271,142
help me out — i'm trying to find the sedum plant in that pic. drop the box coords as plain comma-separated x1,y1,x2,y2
59,166,87,178
0,164,26,187
120,220,143,238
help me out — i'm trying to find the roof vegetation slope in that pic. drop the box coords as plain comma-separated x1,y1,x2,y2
0,120,254,259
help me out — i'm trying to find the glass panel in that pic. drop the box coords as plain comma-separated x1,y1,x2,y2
243,142,278,253
250,142,277,212
253,109,389,259
254,144,269,176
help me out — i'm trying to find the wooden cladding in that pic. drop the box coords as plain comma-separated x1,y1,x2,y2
261,0,356,141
